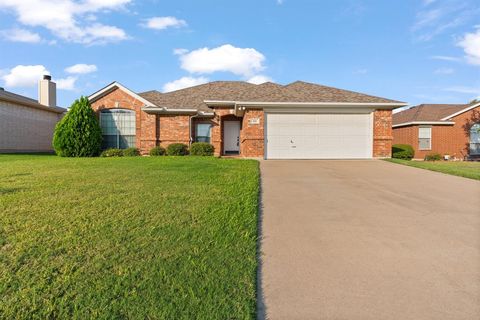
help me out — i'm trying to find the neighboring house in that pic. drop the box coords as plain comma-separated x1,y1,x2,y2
392,102,480,160
88,81,406,159
0,76,65,153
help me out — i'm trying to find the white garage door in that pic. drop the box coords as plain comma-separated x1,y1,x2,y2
266,113,373,159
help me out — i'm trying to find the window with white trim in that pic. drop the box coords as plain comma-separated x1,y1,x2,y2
100,109,136,149
470,123,480,155
195,123,212,143
418,126,431,150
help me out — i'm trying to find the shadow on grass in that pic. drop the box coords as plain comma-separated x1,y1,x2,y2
0,187,22,195
256,171,267,320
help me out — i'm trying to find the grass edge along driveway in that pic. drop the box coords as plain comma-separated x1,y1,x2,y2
385,158,480,180
0,155,260,319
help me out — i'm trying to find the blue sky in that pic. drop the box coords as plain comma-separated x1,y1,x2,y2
0,0,479,108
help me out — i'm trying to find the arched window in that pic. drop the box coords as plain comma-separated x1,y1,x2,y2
100,109,136,149
470,123,480,155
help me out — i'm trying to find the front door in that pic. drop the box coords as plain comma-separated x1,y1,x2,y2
224,121,240,154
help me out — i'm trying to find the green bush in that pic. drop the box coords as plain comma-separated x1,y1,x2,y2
101,148,123,157
167,143,189,156
425,153,441,161
392,144,414,160
52,96,102,157
190,142,214,156
149,146,166,156
123,147,140,157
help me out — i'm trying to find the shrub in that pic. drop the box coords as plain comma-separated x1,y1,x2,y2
167,143,189,156
149,146,166,156
123,147,140,157
101,148,123,157
190,142,214,156
52,96,102,157
425,153,441,161
392,144,414,160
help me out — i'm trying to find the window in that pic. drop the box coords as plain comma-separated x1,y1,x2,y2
195,123,212,143
100,109,136,149
418,126,431,150
470,123,480,155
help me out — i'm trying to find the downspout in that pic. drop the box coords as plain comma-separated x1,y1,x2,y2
189,113,200,146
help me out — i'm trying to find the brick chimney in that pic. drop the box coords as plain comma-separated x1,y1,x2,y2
38,75,56,107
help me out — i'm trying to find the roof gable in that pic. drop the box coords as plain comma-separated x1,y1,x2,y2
88,81,156,107
393,103,472,125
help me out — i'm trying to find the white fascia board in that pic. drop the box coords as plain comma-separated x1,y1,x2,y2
204,100,406,109
393,121,455,128
88,81,155,107
203,100,236,106
141,106,198,114
440,102,480,120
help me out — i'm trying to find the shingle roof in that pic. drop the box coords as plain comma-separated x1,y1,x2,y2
138,80,404,112
0,89,65,113
392,104,469,125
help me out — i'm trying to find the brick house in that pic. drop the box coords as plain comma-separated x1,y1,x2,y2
392,102,480,160
0,75,65,153
88,81,406,159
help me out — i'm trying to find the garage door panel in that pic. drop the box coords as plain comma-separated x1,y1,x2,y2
266,113,373,159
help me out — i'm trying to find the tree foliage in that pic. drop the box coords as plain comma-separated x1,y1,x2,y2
53,96,102,157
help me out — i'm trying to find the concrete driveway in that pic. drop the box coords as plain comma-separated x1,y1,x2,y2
258,160,480,320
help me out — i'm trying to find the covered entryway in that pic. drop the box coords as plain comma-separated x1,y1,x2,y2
265,113,373,159
223,120,241,155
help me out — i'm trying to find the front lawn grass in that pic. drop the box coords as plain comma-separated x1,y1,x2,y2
385,158,480,180
0,155,259,319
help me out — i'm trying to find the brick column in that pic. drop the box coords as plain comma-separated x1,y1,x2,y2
241,109,264,157
373,109,393,158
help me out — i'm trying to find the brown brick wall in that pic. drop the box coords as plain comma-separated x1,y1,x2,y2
159,115,190,147
241,109,264,157
90,87,150,153
373,109,393,158
392,106,480,159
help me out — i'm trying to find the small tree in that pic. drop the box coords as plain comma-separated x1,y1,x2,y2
53,96,102,157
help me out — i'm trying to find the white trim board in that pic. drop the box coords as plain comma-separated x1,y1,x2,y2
88,81,155,107
204,100,407,109
440,102,480,120
393,121,455,128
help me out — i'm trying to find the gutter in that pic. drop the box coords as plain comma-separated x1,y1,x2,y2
392,121,455,128
204,100,407,110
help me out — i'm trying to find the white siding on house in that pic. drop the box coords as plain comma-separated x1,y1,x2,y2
0,100,63,152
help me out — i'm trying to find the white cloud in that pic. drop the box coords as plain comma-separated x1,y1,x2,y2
65,64,97,74
0,0,130,45
177,44,266,77
247,75,272,84
0,28,41,43
162,76,209,92
430,55,461,62
445,86,480,94
423,0,437,6
173,48,188,55
434,67,454,74
142,16,187,30
56,76,77,90
1,65,49,87
411,1,476,41
353,68,368,74
457,28,480,65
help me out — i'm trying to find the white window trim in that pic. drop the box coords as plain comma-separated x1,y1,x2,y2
418,126,432,151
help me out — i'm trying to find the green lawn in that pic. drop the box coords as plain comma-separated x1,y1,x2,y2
385,158,480,180
0,155,260,319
